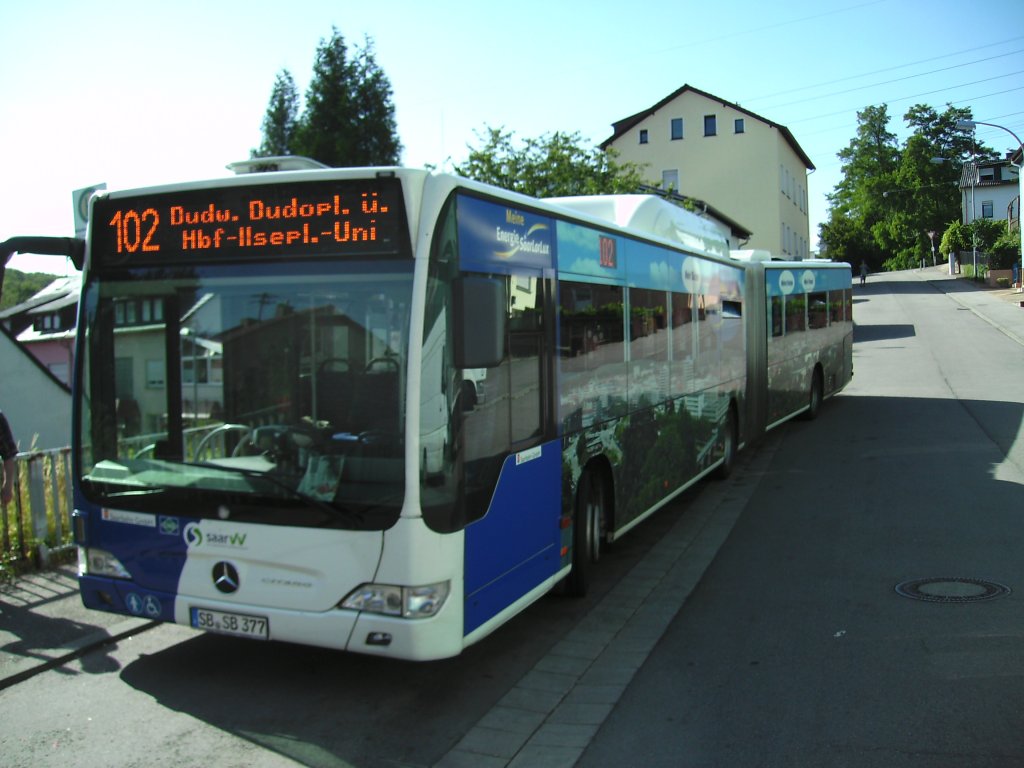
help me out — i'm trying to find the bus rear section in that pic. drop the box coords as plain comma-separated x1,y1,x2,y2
749,258,853,429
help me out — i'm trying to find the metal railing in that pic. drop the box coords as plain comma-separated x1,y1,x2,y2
0,421,261,577
1,447,74,577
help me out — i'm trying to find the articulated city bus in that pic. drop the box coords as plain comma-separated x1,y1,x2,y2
20,166,850,660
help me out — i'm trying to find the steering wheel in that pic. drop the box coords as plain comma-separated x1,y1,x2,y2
194,423,252,460
365,356,400,373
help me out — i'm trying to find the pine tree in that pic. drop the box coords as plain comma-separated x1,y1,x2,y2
252,70,300,158
252,28,401,168
291,29,401,167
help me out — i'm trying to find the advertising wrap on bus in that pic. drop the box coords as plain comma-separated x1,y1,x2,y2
765,265,851,296
456,194,555,274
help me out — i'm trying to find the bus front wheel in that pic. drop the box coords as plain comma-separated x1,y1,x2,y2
565,469,606,597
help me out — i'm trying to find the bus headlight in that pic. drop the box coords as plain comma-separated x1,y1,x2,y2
78,547,131,579
340,581,450,618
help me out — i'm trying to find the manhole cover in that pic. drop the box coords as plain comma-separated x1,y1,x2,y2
895,577,1011,603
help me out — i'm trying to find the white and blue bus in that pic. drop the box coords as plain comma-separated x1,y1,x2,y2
44,166,851,660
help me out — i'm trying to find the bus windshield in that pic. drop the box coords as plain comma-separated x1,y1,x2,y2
76,260,412,530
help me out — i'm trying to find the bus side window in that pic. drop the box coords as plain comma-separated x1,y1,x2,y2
558,281,626,430
809,291,828,329
770,296,783,338
785,294,806,334
453,276,505,369
509,275,543,444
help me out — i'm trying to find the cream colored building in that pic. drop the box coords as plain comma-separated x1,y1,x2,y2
601,84,814,259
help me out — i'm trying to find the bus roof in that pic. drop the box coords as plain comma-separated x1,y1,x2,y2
544,194,730,260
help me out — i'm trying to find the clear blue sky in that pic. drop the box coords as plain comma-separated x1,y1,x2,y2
2,0,1022,274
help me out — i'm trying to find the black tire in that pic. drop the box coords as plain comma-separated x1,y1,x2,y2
802,367,824,421
715,408,738,479
564,469,605,597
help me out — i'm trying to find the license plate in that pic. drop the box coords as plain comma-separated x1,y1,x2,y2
190,607,269,640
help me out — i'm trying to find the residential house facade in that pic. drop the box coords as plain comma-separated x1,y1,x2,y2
601,85,814,259
0,276,80,449
960,153,1020,229
0,323,72,451
2,275,80,387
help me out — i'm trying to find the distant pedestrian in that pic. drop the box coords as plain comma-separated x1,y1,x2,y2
859,260,868,286
0,411,16,506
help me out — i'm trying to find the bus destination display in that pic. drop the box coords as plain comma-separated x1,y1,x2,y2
91,178,407,264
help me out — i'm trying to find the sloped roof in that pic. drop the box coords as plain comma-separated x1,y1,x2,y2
600,84,815,171
960,156,1020,188
0,275,80,320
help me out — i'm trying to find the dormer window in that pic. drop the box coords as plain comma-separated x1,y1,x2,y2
34,313,62,332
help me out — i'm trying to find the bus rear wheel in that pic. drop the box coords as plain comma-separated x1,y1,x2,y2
715,408,738,479
803,367,824,420
565,468,605,597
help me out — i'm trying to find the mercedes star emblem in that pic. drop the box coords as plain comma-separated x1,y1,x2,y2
213,561,240,594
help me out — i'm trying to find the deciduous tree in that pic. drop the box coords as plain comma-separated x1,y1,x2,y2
453,126,647,197
821,103,990,271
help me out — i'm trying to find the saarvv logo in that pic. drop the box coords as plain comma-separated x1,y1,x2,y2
183,522,248,549
184,522,203,547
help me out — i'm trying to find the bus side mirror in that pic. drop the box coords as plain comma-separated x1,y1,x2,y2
453,276,505,369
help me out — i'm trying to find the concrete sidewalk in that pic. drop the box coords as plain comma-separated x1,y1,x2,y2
900,263,1024,345
0,563,155,690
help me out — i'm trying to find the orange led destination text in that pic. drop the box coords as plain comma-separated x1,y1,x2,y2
106,190,390,253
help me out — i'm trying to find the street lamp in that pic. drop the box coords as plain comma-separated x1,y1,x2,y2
957,119,1024,292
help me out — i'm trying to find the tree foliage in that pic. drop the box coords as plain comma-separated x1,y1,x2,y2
452,126,648,197
941,219,1020,270
252,29,401,167
820,103,991,271
253,70,300,159
0,269,54,312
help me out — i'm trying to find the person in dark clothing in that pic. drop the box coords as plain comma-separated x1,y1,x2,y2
0,411,17,506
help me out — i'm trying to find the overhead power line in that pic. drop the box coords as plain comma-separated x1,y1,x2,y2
787,76,1024,125
741,35,1024,105
761,49,1024,112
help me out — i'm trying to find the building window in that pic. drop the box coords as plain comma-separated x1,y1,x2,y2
734,118,745,134
704,115,717,137
662,169,679,191
981,200,994,218
671,118,683,140
146,359,166,388
639,129,649,144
